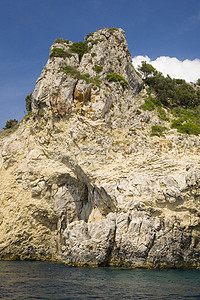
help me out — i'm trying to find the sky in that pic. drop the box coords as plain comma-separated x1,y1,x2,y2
0,0,200,130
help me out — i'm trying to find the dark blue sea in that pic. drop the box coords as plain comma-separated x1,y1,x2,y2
0,261,200,299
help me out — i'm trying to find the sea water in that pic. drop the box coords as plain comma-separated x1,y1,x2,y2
0,261,200,299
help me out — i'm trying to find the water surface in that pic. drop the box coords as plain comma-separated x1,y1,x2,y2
0,261,200,299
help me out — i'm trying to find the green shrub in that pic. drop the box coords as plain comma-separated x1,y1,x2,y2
85,32,94,40
147,89,153,96
141,98,155,111
54,38,70,44
50,48,72,58
152,97,162,107
175,79,186,85
23,110,32,121
88,39,105,46
70,41,89,60
59,65,79,78
181,123,200,135
144,70,200,107
25,93,32,112
4,119,18,130
171,119,200,135
51,38,105,62
150,125,168,137
59,65,101,87
69,38,105,61
108,28,118,33
157,107,169,121
92,76,101,87
106,73,128,87
141,96,161,111
171,119,183,128
138,62,200,135
94,65,103,73
174,84,198,107
172,107,200,123
26,110,32,117
91,52,97,57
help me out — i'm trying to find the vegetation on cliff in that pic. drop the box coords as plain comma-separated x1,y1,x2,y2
138,61,200,135
50,37,106,61
50,48,72,59
3,119,18,129
106,73,129,87
139,61,200,107
59,65,101,87
25,93,32,112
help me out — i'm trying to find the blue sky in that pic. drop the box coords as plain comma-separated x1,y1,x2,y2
0,0,200,129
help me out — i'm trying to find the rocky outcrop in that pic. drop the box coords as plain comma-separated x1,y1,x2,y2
31,27,142,121
1,28,200,268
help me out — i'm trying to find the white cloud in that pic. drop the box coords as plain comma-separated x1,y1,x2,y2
132,55,200,82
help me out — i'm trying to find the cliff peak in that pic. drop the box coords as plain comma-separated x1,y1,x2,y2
31,27,142,120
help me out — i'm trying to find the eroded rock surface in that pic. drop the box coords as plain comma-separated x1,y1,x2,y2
1,28,200,268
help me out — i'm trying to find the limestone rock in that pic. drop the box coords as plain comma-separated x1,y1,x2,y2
31,27,143,122
1,28,200,268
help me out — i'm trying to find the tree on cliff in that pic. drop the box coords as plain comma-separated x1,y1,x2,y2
138,62,200,108
138,61,157,79
3,119,18,129
25,93,32,112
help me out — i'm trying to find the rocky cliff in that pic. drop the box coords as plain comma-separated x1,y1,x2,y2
1,28,200,268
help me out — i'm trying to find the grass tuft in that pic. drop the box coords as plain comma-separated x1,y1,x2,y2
106,73,128,87
50,48,72,58
59,65,101,88
94,65,103,73
150,125,168,137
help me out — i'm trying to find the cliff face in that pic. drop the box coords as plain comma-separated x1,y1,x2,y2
1,28,200,268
